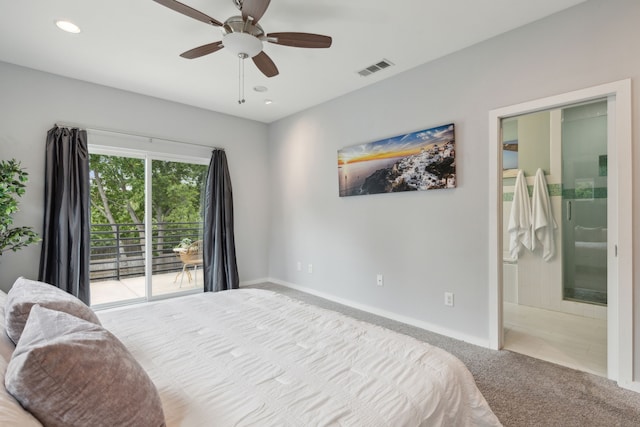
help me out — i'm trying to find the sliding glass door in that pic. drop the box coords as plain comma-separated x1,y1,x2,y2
88,151,208,307
150,159,207,297
89,153,146,305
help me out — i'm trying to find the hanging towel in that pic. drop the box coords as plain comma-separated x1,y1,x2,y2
531,168,557,261
507,170,532,260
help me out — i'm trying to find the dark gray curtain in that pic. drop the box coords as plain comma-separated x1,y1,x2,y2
203,149,239,292
38,126,91,304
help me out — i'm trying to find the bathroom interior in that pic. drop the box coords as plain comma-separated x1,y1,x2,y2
501,99,608,376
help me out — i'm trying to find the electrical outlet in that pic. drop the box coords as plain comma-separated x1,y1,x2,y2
296,261,302,271
308,264,313,274
376,274,383,286
444,292,454,307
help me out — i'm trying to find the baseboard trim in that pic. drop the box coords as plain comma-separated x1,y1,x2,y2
619,380,640,393
268,278,490,348
239,278,270,287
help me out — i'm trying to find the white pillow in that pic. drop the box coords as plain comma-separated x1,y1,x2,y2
0,290,16,362
0,357,41,427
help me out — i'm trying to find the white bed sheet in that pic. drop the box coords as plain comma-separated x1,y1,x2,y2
98,289,501,427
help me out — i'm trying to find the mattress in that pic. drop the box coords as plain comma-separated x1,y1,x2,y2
98,289,501,426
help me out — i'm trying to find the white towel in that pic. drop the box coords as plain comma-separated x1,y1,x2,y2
531,168,557,261
507,170,532,260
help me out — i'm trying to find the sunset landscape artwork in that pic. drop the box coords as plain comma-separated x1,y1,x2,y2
337,123,456,197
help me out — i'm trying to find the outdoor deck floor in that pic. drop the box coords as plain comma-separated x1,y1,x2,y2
90,269,202,306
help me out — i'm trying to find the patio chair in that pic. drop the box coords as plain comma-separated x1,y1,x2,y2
174,240,203,287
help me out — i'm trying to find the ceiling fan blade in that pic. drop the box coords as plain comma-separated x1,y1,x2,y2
180,41,224,59
153,0,223,26
241,0,271,24
266,32,332,48
252,51,279,78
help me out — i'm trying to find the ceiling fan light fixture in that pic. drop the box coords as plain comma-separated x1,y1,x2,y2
154,0,332,90
55,20,81,34
222,32,263,57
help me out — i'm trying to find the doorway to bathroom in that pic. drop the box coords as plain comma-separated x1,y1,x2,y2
488,80,633,387
500,100,608,376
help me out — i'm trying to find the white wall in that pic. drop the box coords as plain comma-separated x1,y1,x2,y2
0,62,270,292
267,0,640,356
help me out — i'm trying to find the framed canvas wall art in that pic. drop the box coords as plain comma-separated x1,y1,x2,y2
337,123,455,197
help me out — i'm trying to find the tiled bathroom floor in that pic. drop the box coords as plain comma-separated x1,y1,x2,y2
503,302,607,377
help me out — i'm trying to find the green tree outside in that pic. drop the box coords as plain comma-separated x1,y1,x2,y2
89,154,207,262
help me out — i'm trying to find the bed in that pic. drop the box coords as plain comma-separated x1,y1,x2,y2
2,280,502,426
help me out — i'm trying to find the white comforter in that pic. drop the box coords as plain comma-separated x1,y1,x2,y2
98,289,501,427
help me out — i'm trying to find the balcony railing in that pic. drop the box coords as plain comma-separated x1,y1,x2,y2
90,221,203,282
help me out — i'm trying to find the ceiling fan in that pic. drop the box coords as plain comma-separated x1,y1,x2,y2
153,0,333,78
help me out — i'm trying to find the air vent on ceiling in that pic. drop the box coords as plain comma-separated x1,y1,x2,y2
357,59,394,77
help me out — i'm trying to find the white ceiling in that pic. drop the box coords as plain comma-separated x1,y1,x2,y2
0,0,587,123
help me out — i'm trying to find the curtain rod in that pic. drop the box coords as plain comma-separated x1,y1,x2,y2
54,122,224,151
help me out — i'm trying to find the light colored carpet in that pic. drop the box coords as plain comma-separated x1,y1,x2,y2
247,283,640,427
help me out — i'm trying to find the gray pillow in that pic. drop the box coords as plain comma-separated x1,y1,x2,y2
4,277,101,344
5,305,165,427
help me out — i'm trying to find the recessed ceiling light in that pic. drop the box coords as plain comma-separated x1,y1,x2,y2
55,20,81,34
264,99,273,105
253,86,268,93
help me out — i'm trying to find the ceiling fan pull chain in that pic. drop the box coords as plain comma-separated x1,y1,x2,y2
238,53,246,104
242,54,245,103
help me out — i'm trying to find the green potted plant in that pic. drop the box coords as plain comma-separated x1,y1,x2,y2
0,159,40,255
177,237,193,249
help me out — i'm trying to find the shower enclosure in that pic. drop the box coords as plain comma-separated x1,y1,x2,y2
561,101,608,305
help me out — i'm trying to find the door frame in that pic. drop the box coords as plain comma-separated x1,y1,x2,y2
88,144,210,309
487,79,633,388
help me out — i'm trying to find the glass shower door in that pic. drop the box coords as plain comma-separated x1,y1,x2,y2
561,100,608,305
